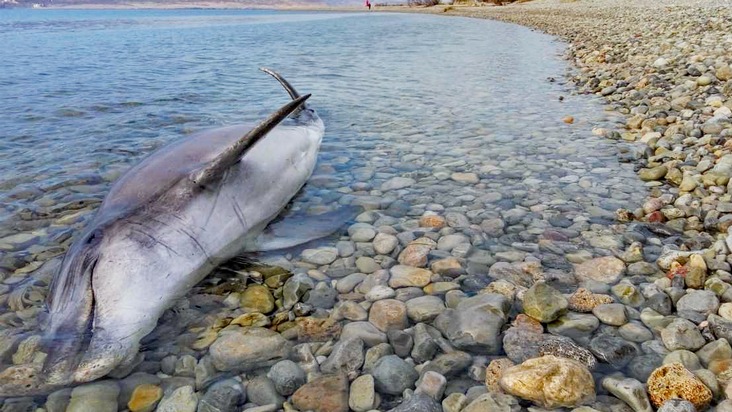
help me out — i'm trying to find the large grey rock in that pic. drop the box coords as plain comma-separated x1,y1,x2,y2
588,335,638,369
420,351,472,377
267,360,306,396
405,295,445,323
661,318,706,351
66,381,120,412
157,385,198,412
372,355,419,395
320,338,365,375
209,327,291,372
601,377,652,412
198,379,244,412
340,321,388,347
676,290,720,322
433,293,509,353
503,325,572,364
246,376,284,408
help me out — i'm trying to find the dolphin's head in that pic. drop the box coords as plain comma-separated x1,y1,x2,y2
0,222,163,396
41,228,101,383
0,228,100,396
41,218,177,385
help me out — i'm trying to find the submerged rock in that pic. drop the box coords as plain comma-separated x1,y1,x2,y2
647,363,712,410
433,293,509,353
292,373,349,412
499,355,595,408
208,327,290,372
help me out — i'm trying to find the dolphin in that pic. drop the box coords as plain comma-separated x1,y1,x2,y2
0,68,340,396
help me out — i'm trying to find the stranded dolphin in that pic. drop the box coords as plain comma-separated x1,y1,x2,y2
0,69,341,396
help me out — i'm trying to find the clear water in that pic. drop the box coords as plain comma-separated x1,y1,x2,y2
0,8,646,402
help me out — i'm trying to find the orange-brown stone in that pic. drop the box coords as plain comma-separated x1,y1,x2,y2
296,317,342,342
647,363,712,410
419,215,446,229
128,384,163,412
512,314,544,334
567,288,614,313
292,374,349,412
485,358,515,393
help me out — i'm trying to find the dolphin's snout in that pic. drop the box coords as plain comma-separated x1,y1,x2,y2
72,337,128,383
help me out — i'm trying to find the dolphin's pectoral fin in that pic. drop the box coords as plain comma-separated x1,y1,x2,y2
190,94,311,187
246,205,362,252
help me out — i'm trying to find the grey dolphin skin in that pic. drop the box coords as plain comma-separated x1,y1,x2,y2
0,69,332,396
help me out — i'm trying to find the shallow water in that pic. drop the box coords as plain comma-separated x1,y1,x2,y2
0,8,646,404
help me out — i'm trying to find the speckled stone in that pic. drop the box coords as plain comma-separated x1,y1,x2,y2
647,363,712,410
567,288,613,312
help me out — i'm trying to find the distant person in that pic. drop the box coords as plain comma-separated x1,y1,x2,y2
365,0,372,10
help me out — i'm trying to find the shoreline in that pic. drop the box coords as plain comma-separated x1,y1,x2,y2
454,1,731,214
389,0,732,234
21,3,371,10
397,1,732,408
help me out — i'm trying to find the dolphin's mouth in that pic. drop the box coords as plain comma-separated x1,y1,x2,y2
0,315,96,397
0,256,98,397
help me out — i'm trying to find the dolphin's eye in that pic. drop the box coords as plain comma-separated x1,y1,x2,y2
86,230,102,245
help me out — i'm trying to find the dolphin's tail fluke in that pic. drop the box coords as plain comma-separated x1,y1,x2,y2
259,67,315,122
259,67,301,99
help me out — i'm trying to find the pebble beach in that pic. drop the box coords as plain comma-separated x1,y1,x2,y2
1,1,732,411
384,0,732,410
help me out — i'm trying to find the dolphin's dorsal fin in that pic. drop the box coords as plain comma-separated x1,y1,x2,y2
190,94,310,187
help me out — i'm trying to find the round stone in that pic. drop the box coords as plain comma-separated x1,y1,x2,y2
349,374,376,412
661,318,706,351
240,284,275,314
499,355,595,409
522,282,568,323
371,355,418,395
573,256,625,284
592,303,628,326
647,363,712,410
128,384,163,412
368,299,408,332
373,233,398,255
405,295,445,323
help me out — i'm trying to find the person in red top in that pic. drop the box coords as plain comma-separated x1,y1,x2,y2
365,0,371,10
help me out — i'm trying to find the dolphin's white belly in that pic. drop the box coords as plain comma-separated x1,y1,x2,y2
193,120,323,261
90,119,323,345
